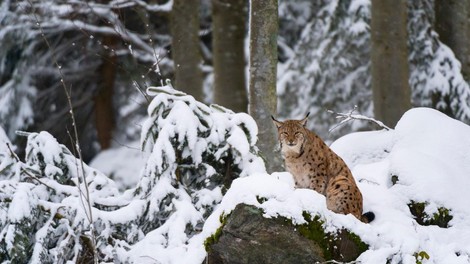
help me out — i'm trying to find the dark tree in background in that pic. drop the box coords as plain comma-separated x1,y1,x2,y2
212,0,248,112
249,0,282,172
171,0,204,102
371,0,411,127
435,0,470,81
95,34,118,150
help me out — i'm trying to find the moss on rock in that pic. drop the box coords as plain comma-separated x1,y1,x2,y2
391,175,399,185
408,201,453,228
298,211,368,262
204,212,229,252
414,250,430,264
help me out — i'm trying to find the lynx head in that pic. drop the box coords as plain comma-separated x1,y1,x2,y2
271,113,310,155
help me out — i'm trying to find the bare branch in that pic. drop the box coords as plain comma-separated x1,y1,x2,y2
27,2,98,262
5,143,20,163
328,106,392,133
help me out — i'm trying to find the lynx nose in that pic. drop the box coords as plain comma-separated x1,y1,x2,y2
287,141,295,146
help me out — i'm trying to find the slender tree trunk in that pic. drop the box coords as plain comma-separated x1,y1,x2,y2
371,0,411,127
435,0,470,81
212,0,248,112
170,0,204,102
94,35,117,150
249,0,282,173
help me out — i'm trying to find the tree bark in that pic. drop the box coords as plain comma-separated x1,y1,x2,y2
171,0,204,101
435,0,470,81
248,0,282,173
212,0,248,113
371,0,411,127
94,34,117,150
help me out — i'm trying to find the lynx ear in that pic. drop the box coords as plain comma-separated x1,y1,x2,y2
271,116,283,129
300,112,310,127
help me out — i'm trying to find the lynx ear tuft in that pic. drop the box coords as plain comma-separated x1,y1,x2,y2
271,116,283,128
300,112,310,127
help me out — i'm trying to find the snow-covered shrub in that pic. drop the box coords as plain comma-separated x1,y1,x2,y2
130,84,265,240
0,85,265,263
0,131,120,263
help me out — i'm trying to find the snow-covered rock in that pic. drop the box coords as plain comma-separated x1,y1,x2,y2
196,107,470,264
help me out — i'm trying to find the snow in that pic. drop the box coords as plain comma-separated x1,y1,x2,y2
334,108,470,263
26,131,65,166
8,183,36,221
90,141,148,191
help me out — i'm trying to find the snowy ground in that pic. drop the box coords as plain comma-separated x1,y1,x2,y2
114,107,470,264
90,141,148,191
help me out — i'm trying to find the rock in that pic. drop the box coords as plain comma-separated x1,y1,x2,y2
205,204,368,264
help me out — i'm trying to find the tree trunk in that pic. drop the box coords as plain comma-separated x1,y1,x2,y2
212,0,248,113
435,0,470,81
171,0,204,101
371,0,411,127
248,0,282,173
94,34,117,150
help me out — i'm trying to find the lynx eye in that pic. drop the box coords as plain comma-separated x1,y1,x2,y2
295,132,303,138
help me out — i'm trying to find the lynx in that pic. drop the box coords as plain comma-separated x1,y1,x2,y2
272,114,374,223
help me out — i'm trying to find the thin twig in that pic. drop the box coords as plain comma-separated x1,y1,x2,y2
6,143,20,162
65,128,98,209
27,3,98,263
111,138,142,151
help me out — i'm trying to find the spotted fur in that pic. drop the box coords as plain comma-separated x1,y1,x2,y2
272,114,374,223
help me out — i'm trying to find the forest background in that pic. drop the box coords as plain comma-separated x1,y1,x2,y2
0,0,470,263
2,0,469,170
